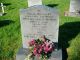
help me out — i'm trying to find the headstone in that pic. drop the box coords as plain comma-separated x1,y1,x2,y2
28,0,42,7
16,5,62,60
20,5,59,48
69,0,80,16
0,3,6,16
16,0,62,59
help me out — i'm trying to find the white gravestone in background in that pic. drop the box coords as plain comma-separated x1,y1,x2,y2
0,3,5,16
20,5,59,48
69,0,80,12
28,0,42,7
69,0,80,16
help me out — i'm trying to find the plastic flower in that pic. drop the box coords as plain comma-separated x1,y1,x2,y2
47,44,53,52
44,42,53,53
38,45,42,54
25,53,32,60
29,39,35,46
27,36,55,60
33,47,37,55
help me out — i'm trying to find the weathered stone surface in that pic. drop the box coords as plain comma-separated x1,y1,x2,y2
69,0,80,16
16,48,62,60
28,0,42,7
20,5,59,48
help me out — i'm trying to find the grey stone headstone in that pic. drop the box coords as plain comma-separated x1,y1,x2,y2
16,5,62,60
20,5,59,48
28,0,42,7
69,0,80,16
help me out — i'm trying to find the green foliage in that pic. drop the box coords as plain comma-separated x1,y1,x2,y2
68,34,80,60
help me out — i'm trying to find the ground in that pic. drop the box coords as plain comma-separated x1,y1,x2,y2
0,0,80,60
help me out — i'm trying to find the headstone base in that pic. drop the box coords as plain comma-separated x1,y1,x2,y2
16,48,62,60
69,12,80,17
16,47,29,60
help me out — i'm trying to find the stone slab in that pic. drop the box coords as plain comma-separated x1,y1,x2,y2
16,48,29,60
20,5,59,48
28,0,42,7
16,48,62,60
69,0,80,16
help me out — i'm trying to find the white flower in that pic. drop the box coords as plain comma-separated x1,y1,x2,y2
24,54,32,60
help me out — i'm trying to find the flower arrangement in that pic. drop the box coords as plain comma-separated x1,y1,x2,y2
25,36,55,60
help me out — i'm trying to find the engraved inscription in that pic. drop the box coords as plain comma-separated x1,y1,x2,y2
20,6,59,48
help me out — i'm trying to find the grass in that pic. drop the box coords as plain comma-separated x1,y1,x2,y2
0,0,80,60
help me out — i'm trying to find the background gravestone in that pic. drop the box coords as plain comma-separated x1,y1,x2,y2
28,0,42,7
0,3,6,16
69,0,80,16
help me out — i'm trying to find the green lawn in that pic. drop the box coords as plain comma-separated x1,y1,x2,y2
0,0,80,60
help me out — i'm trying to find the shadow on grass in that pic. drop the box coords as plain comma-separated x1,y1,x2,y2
0,20,14,28
59,21,80,60
46,4,58,8
3,3,11,6
4,3,15,10
3,13,7,16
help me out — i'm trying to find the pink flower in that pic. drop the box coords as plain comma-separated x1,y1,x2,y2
38,46,42,54
48,45,53,52
33,48,37,55
46,42,51,47
44,46,49,53
29,39,35,46
28,37,55,58
42,44,45,48
33,47,42,57
38,49,42,53
44,43,53,53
